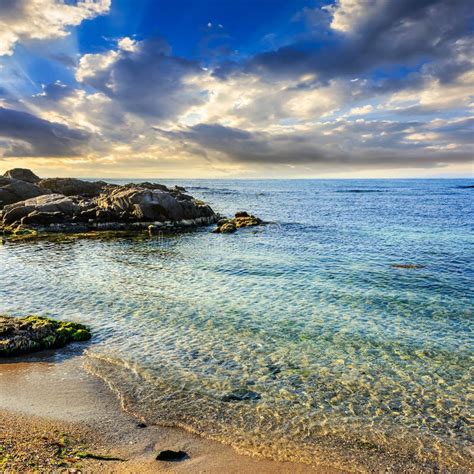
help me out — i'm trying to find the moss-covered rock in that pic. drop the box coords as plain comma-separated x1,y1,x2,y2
212,211,263,234
0,315,91,357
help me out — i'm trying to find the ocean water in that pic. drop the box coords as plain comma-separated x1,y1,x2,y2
1,179,473,471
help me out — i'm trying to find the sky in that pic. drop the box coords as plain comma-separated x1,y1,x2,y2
0,0,472,179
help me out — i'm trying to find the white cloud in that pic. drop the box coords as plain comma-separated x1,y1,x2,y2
325,0,378,34
348,104,374,115
0,0,111,56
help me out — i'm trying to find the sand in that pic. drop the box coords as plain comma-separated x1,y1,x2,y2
0,345,340,473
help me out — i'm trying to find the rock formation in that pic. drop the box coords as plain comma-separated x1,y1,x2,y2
3,168,41,183
0,169,217,236
213,211,263,233
0,315,91,356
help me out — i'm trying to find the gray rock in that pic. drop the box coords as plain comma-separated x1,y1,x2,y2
0,176,50,208
96,186,215,222
39,178,109,197
21,211,65,226
0,170,217,234
3,168,41,183
2,194,79,226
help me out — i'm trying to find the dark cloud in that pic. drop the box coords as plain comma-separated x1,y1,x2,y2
160,122,473,170
0,107,91,157
221,0,473,83
77,38,206,120
431,118,474,144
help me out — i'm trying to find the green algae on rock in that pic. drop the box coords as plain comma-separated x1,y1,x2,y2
0,315,91,357
212,211,263,233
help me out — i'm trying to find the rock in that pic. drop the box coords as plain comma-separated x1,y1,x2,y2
156,450,189,462
221,390,261,402
3,168,41,183
391,264,426,269
38,178,109,197
213,211,263,233
172,185,187,192
234,215,262,228
0,170,217,236
219,222,237,233
217,218,229,226
0,176,50,208
21,211,65,226
0,315,91,356
2,194,80,226
96,186,215,222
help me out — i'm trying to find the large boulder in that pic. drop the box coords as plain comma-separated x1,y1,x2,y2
38,178,109,197
0,176,50,208
2,193,80,226
0,315,91,357
96,186,215,222
3,168,41,183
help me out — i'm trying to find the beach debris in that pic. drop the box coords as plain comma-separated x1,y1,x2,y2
0,315,91,357
156,450,189,462
221,390,262,402
74,451,125,461
136,422,147,428
212,211,263,234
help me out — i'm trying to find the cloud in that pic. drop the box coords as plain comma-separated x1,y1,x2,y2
242,0,472,82
0,107,91,157
0,0,111,56
348,104,374,116
76,37,207,120
158,120,473,170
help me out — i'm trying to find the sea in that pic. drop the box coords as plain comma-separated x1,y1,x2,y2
1,179,473,471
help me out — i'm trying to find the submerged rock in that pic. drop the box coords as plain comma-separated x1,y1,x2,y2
221,390,262,402
0,315,91,356
391,264,426,269
213,212,263,233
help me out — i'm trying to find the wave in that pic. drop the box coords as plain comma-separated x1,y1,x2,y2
84,351,472,472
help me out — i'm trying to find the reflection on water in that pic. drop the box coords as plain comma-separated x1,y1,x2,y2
1,179,473,471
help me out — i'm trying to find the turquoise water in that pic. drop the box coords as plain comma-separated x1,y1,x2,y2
1,180,473,471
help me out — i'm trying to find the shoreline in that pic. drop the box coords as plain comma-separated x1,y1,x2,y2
0,346,335,473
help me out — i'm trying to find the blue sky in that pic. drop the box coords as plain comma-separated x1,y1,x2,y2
0,0,472,178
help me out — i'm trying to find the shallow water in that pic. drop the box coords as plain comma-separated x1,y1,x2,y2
1,179,473,471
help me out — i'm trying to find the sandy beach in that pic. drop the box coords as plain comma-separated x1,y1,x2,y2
0,344,338,473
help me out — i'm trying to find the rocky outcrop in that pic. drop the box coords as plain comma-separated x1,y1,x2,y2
96,186,214,222
38,177,109,197
3,168,41,183
213,212,263,233
0,176,50,207
0,169,217,235
0,315,91,356
2,194,81,226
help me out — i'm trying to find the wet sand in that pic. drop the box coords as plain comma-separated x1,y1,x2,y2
0,345,339,473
